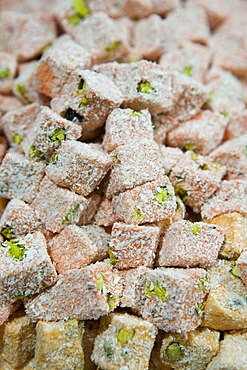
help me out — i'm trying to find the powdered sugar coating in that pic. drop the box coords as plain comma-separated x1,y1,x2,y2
25,262,123,321
106,138,164,198
46,141,113,196
157,220,224,268
112,175,176,225
0,231,57,303
103,108,154,153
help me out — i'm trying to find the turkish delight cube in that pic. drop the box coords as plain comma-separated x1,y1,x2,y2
2,103,39,152
112,175,176,225
159,327,220,370
205,66,244,114
0,95,23,115
169,150,226,213
202,260,247,330
163,6,210,49
34,320,84,370
224,110,247,141
0,52,17,94
106,0,153,19
79,224,110,261
187,0,229,29
1,11,57,62
91,313,157,370
103,108,153,153
48,225,98,273
140,267,208,331
209,134,247,180
167,110,228,156
133,14,165,61
13,61,50,106
205,212,247,260
22,106,82,162
46,141,113,196
93,197,118,227
160,146,183,175
0,231,57,304
31,176,88,233
159,42,211,83
25,262,123,321
0,152,45,203
210,14,247,77
106,138,164,198
61,12,130,65
36,35,91,98
51,68,123,131
1,311,36,368
109,222,160,269
0,198,43,240
206,331,247,370
201,179,247,220
157,220,223,268
167,71,208,122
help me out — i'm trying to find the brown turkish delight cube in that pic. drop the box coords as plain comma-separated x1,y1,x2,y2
0,52,17,94
106,139,163,198
51,68,123,131
1,11,57,62
2,103,39,152
106,0,153,19
158,327,220,370
91,313,157,370
103,108,154,153
25,262,123,321
157,220,223,268
202,260,247,331
31,176,88,233
201,179,247,220
169,151,226,213
159,42,211,83
46,141,113,196
140,267,208,332
0,231,57,304
109,222,160,269
23,106,82,162
112,175,176,225
206,212,247,260
1,311,36,369
167,110,228,156
36,35,91,98
0,198,43,240
0,152,45,203
34,320,84,370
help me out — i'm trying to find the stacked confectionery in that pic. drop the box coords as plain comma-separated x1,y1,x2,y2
0,0,247,369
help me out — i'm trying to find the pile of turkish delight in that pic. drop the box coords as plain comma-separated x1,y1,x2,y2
0,0,247,369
